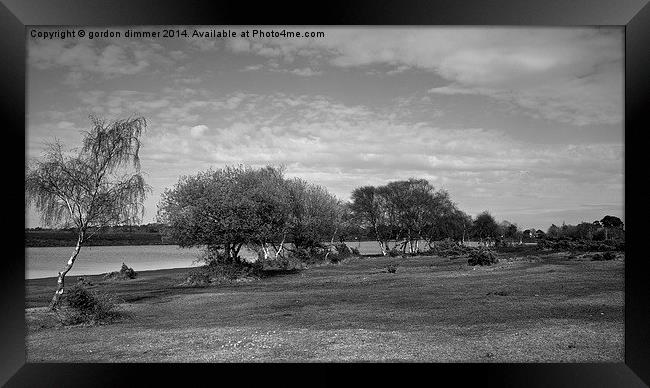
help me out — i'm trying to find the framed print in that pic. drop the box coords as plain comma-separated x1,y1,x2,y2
2,0,648,386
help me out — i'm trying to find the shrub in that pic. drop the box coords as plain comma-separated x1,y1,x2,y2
327,243,359,263
386,263,398,273
537,238,624,252
426,240,472,257
350,247,360,256
103,262,137,280
182,267,212,286
181,249,267,286
467,248,497,266
387,247,403,258
62,281,122,324
592,251,616,261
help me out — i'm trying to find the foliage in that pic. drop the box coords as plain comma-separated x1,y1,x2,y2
472,211,500,240
25,115,149,233
467,247,498,266
592,251,617,261
427,239,472,257
600,215,624,229
25,115,150,308
327,242,359,263
103,262,137,280
159,165,344,264
285,178,342,250
62,281,123,325
387,247,403,257
386,263,398,273
182,252,264,287
351,179,468,255
537,238,624,252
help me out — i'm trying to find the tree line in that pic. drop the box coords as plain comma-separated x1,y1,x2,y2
156,165,542,261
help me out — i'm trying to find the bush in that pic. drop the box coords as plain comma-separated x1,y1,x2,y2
386,263,398,273
103,262,137,280
537,238,624,252
467,248,497,266
387,247,403,258
327,243,359,263
350,246,360,255
426,240,472,257
62,281,122,324
592,251,616,261
181,249,268,286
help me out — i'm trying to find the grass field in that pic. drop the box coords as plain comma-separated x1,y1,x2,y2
25,251,624,362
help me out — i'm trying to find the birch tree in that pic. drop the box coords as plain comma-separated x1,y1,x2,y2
25,115,149,310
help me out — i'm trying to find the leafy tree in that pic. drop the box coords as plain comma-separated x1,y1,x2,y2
380,179,438,253
350,185,390,255
600,215,624,240
158,165,290,263
158,165,343,263
351,179,465,254
472,211,500,241
26,115,149,309
574,222,598,240
285,177,341,251
547,224,561,238
600,215,623,229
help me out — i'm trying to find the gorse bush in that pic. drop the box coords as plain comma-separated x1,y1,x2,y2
467,248,497,266
62,281,122,325
427,240,472,257
103,262,137,280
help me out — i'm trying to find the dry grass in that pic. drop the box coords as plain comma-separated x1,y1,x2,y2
25,252,624,362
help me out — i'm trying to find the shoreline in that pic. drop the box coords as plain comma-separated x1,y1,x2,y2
25,265,198,282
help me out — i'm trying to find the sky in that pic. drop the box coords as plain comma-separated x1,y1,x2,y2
26,26,624,230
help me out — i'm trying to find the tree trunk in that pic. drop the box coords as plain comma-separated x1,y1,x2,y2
224,242,231,260
261,243,271,260
232,243,243,261
275,232,286,259
49,233,83,310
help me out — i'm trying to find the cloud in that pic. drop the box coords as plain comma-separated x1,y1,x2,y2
223,27,622,126
27,82,623,228
28,30,179,83
288,67,322,77
190,124,208,138
240,62,322,76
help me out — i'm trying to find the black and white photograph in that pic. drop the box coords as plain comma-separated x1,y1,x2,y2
24,26,625,363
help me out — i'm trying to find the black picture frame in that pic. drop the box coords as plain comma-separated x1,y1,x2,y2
2,0,648,386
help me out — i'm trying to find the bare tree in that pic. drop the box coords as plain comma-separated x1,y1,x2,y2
25,115,149,310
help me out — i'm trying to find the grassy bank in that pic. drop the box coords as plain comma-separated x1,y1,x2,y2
26,251,623,362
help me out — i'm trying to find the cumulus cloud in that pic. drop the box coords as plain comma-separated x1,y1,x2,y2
28,30,179,83
190,124,208,138
223,27,622,126
70,90,619,211
26,27,624,227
